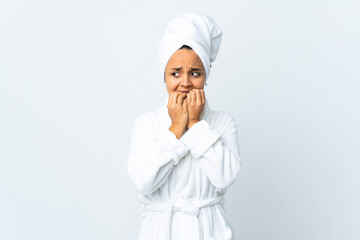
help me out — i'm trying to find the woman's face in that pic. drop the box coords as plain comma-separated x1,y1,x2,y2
164,49,205,94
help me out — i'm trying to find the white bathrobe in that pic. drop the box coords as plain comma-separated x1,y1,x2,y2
128,95,241,240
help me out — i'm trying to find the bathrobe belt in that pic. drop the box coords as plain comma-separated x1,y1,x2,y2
138,195,225,240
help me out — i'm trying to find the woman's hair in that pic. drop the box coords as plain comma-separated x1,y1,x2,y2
179,45,192,50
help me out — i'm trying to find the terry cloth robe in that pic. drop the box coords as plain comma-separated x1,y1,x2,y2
128,95,241,240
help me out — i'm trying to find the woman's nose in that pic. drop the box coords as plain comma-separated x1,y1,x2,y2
181,75,192,87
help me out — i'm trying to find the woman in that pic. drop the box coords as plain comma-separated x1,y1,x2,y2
128,12,241,240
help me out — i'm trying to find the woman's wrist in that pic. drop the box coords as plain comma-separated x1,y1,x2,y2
169,124,185,139
188,119,200,129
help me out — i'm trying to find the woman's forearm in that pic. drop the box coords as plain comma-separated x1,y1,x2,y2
169,124,186,139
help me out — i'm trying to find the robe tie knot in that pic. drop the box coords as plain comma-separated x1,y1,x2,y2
138,194,224,239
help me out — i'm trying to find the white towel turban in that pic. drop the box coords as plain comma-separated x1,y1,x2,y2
158,12,223,82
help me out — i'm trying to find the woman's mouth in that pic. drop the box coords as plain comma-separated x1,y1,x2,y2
179,91,190,93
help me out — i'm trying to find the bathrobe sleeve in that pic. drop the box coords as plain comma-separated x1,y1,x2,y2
127,112,189,195
180,112,241,190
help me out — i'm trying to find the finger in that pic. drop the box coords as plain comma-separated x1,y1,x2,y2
190,90,196,104
180,92,187,100
174,91,182,104
168,92,174,107
177,92,186,105
195,89,201,104
179,93,187,107
169,92,177,107
187,92,192,105
200,89,205,104
183,98,188,109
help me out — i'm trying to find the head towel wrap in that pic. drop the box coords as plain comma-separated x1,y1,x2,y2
158,12,223,81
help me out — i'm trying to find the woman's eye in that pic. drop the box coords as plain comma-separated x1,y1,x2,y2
192,72,200,76
172,72,180,77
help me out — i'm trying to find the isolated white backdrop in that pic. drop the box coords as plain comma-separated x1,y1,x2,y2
1,0,359,239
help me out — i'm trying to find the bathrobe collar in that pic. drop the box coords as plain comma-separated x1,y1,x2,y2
157,94,212,129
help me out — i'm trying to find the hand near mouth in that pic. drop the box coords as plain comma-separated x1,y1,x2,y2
168,92,189,139
186,89,205,129
168,89,205,138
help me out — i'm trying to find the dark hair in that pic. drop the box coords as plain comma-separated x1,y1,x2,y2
179,45,192,50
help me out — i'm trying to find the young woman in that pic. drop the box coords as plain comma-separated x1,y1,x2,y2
128,12,241,240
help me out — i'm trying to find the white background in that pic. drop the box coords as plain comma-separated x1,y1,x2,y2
1,0,359,239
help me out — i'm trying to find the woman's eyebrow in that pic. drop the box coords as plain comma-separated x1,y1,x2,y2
171,67,182,71
170,67,202,71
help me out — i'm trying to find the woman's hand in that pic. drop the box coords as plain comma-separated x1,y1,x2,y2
186,89,205,129
168,92,188,139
